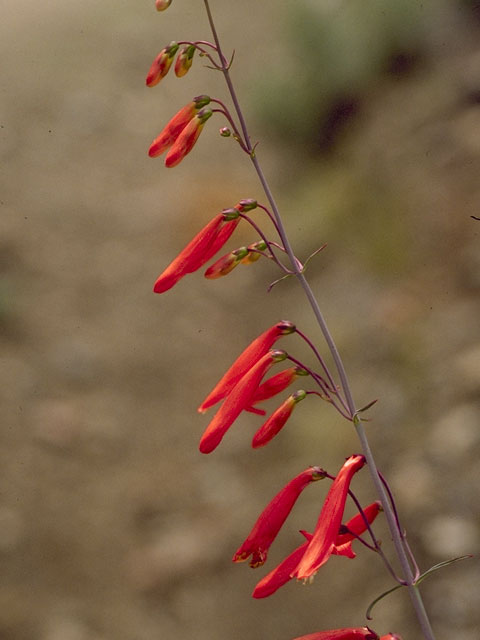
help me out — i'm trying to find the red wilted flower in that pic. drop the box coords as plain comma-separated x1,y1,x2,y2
292,629,379,640
198,321,296,413
253,500,380,598
149,95,211,158
204,246,249,279
199,350,288,454
252,390,307,448
155,0,172,10
292,454,366,580
165,107,212,167
153,210,241,294
146,41,179,87
175,45,196,77
233,467,326,567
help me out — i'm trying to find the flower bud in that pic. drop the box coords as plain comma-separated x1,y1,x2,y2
276,320,296,335
155,0,172,10
165,107,213,168
146,41,179,87
236,198,257,212
204,247,249,279
221,207,240,221
198,322,295,414
241,240,267,264
148,96,211,158
175,45,196,77
219,127,231,137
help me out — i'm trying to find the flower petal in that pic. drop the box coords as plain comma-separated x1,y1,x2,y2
153,213,224,293
233,467,325,567
251,390,306,448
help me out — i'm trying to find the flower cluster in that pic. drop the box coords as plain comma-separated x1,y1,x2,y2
145,5,406,640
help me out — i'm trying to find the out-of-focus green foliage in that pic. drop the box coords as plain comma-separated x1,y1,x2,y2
254,0,437,147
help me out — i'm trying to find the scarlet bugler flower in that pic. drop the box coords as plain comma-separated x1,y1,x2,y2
233,466,326,567
148,95,211,158
291,454,366,580
252,390,307,448
146,41,179,87
292,629,379,640
198,321,296,413
199,350,288,454
175,45,196,77
252,500,381,598
165,107,212,167
153,209,240,294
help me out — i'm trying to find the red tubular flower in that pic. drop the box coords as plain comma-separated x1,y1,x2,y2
153,213,224,293
198,321,296,413
334,501,381,558
146,41,179,87
165,107,212,168
155,0,172,10
252,390,307,448
199,350,288,454
253,500,380,598
204,246,249,279
149,95,211,158
233,467,325,567
292,629,379,640
291,454,366,580
175,45,196,77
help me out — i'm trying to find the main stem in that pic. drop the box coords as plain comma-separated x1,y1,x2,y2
203,2,436,638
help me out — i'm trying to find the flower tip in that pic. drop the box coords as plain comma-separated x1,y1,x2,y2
198,437,216,454
155,0,172,10
153,275,176,294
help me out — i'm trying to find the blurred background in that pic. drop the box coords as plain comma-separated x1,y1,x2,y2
1,0,479,639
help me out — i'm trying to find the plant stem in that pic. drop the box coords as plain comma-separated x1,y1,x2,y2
202,2,436,638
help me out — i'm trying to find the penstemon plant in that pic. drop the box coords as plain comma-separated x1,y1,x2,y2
144,2,471,639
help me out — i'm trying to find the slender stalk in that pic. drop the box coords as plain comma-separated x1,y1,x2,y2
202,2,436,638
